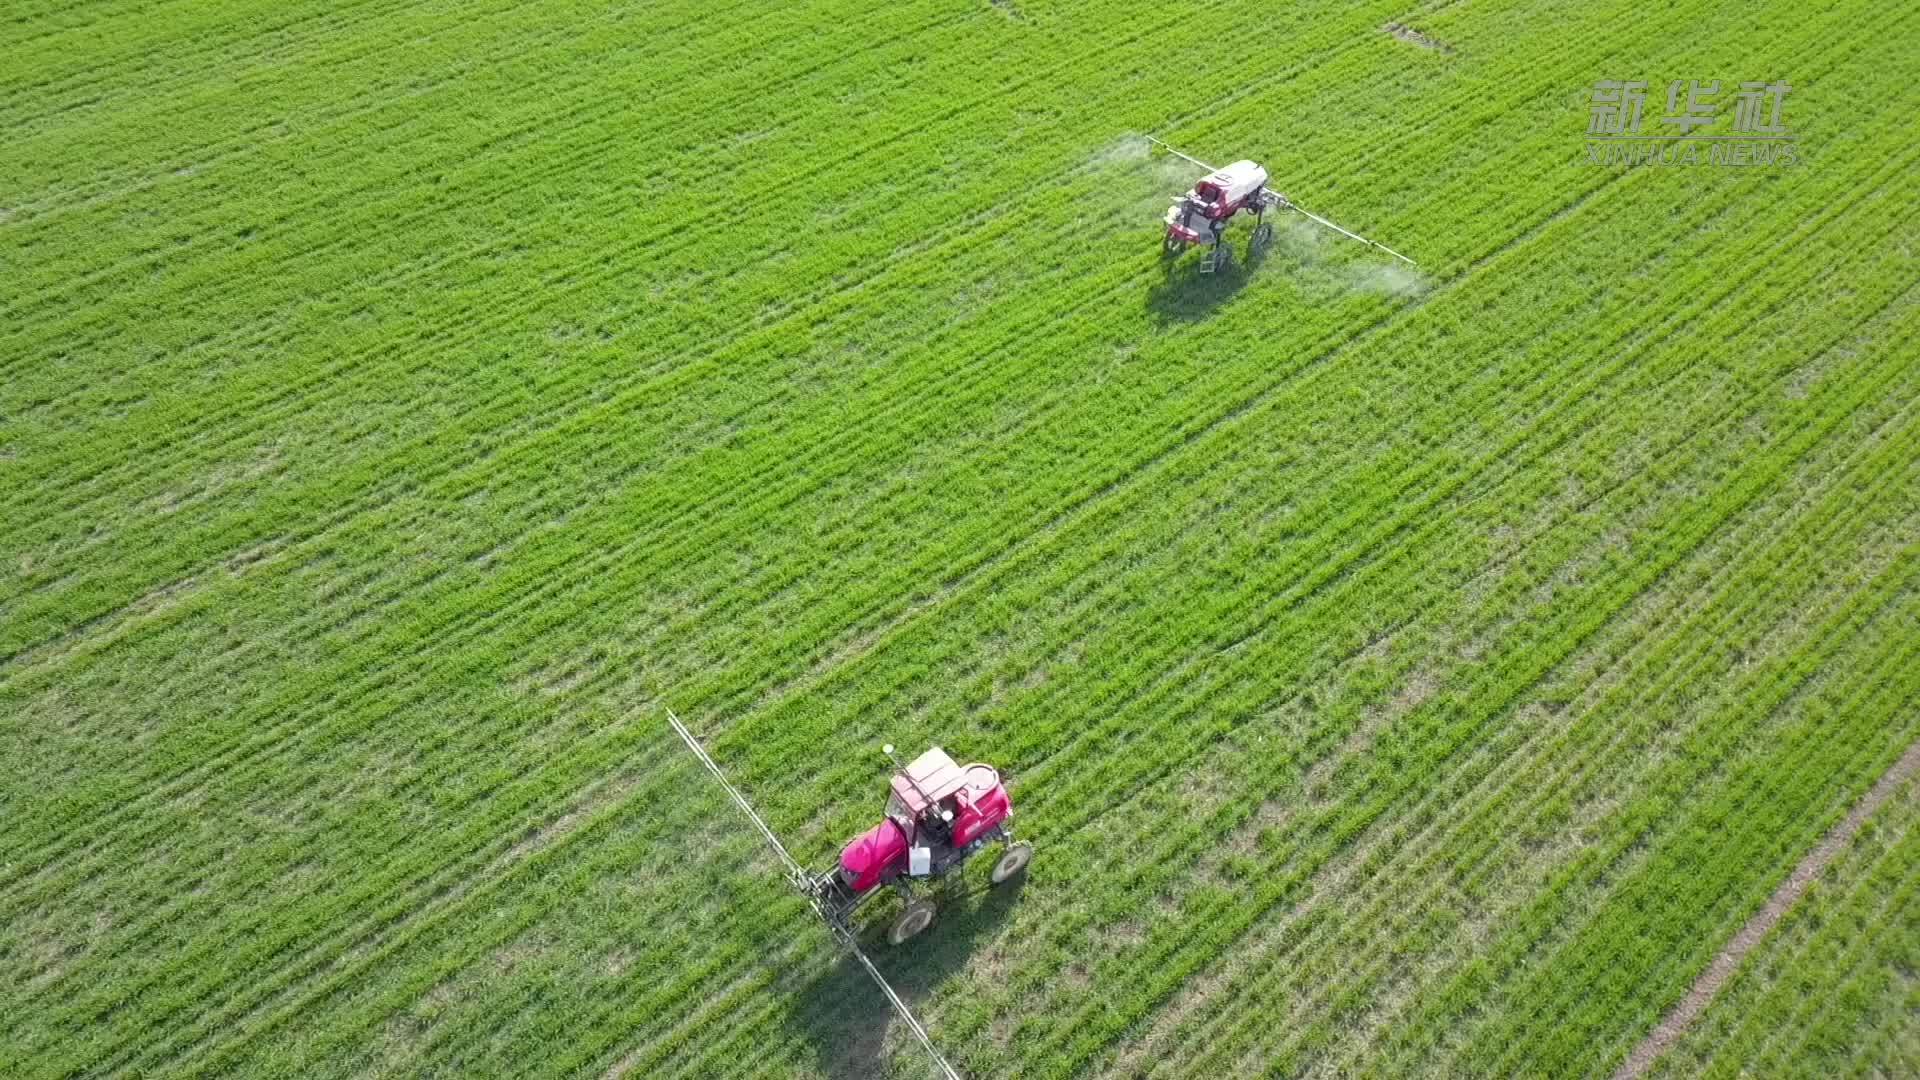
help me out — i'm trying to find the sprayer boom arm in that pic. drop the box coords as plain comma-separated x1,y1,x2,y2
1276,195,1418,267
666,708,809,887
1145,135,1218,174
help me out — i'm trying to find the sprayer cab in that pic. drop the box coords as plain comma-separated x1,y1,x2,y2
836,747,1012,894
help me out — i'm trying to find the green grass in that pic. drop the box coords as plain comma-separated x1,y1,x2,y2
3,0,1917,1076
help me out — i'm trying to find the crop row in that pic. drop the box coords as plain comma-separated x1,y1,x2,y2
3,0,1466,1060
7,0,1916,1074
157,29,1920,1068
0,0,1444,659
3,0,1512,926
0,0,1449,898
1128,272,1920,1078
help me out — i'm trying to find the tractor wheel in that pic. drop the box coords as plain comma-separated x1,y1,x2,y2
990,842,1033,885
888,900,937,946
1252,222,1275,251
1162,235,1186,257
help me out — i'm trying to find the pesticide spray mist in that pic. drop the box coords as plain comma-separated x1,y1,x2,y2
1279,217,1429,296
1093,134,1428,293
1090,134,1206,207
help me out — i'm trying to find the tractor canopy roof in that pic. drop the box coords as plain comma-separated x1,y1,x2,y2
1201,160,1269,202
889,746,970,816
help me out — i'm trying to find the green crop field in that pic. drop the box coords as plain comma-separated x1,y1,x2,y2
4,0,1917,1076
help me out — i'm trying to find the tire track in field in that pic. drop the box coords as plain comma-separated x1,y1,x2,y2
0,2,1804,1060
7,0,1405,1030
1329,586,1920,1078
998,148,1920,1060
1308,405,1920,1076
1105,272,1920,1076
1700,804,1920,1073
3,0,1428,538
0,0,1451,883
1480,584,1920,1077
1613,738,1920,1080
1210,377,1920,1078
1367,297,1920,1068
0,0,756,218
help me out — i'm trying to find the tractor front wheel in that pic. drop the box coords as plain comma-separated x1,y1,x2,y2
889,899,937,946
990,842,1033,885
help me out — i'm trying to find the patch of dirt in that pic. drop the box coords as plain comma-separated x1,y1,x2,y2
1383,21,1456,54
513,658,596,698
1612,736,1920,1079
604,948,632,978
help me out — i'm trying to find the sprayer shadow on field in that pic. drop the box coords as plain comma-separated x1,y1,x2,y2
786,876,1024,1079
1144,245,1268,323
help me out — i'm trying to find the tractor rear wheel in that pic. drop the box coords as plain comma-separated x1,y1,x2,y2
888,900,936,946
990,842,1033,885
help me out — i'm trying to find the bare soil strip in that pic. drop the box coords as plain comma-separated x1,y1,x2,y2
1613,735,1920,1079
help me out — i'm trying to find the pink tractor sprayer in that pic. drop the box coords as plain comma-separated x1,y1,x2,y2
666,710,1030,1080
819,744,1031,944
